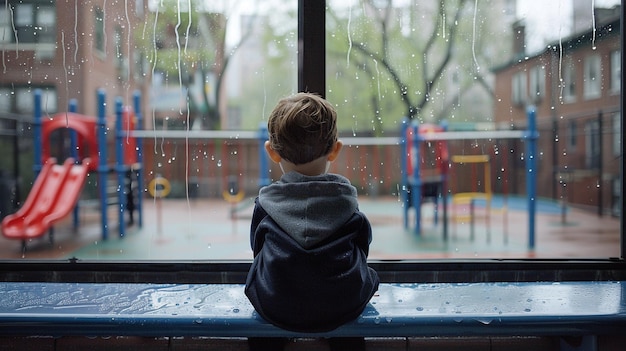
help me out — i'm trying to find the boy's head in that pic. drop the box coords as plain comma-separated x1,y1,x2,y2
266,92,338,165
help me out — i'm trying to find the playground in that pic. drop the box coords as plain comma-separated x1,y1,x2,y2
0,90,621,260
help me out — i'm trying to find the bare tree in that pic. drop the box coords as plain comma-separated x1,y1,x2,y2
328,0,498,124
142,0,258,130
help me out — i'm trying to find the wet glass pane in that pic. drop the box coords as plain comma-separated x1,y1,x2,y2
326,0,622,259
0,0,297,260
0,0,621,261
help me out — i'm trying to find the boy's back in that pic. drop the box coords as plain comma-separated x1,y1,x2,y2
244,92,379,336
245,171,379,332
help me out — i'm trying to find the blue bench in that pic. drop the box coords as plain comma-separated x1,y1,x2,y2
1,281,625,343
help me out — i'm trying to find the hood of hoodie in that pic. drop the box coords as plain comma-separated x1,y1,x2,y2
258,172,359,249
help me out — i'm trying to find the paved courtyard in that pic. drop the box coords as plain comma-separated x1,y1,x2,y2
0,195,621,260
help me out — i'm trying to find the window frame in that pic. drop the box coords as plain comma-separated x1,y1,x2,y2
0,0,623,284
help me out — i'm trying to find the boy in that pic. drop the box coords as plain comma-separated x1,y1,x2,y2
245,93,379,349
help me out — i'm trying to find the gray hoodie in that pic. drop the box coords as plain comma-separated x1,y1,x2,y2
258,171,359,249
245,171,379,332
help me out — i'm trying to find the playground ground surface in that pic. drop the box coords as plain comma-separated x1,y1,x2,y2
0,195,621,260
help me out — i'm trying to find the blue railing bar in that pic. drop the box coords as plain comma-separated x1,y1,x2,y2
419,130,526,141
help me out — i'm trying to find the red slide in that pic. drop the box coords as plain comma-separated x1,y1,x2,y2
1,158,90,242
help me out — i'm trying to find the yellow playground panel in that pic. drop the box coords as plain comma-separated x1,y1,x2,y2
449,155,492,240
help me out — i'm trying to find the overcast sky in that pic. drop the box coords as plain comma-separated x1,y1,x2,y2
150,0,622,51
518,0,621,52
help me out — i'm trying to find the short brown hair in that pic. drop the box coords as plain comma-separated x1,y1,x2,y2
267,93,338,165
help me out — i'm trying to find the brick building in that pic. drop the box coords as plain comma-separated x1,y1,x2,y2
492,5,621,215
0,0,149,119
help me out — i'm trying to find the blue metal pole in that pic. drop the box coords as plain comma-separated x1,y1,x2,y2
133,90,143,229
258,124,270,188
441,120,449,241
33,90,42,175
115,97,126,237
69,99,78,160
400,118,409,230
68,99,80,229
412,124,422,235
97,90,108,240
526,106,538,250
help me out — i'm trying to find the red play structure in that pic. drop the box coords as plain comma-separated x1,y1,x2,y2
1,90,143,250
1,158,90,246
402,122,449,235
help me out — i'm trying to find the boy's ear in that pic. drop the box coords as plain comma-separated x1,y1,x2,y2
264,141,282,163
327,140,343,162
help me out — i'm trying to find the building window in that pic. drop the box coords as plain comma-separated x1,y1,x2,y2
512,71,526,106
568,120,577,150
612,177,621,217
1,86,57,114
562,58,576,103
583,54,601,99
95,7,105,54
529,65,545,103
0,88,11,112
0,7,9,44
3,1,55,44
610,50,621,94
114,26,127,80
585,120,600,169
135,0,144,18
613,112,621,157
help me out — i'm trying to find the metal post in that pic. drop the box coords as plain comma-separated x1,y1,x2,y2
68,99,80,229
11,116,19,209
526,106,538,250
258,124,270,189
400,118,409,230
115,97,126,237
412,124,422,235
33,90,42,175
97,90,108,240
597,110,603,217
133,91,144,229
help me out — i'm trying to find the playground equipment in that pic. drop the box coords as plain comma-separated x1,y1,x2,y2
400,106,539,249
449,154,492,241
1,158,90,250
400,121,449,237
0,89,144,248
221,140,246,204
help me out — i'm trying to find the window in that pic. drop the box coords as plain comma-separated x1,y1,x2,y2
529,65,545,103
0,86,57,114
611,50,621,94
3,0,55,44
114,25,126,80
583,54,602,99
562,58,576,103
585,120,600,169
0,0,622,265
0,7,11,44
613,112,621,157
568,120,577,150
0,88,11,112
512,71,527,106
94,7,105,54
